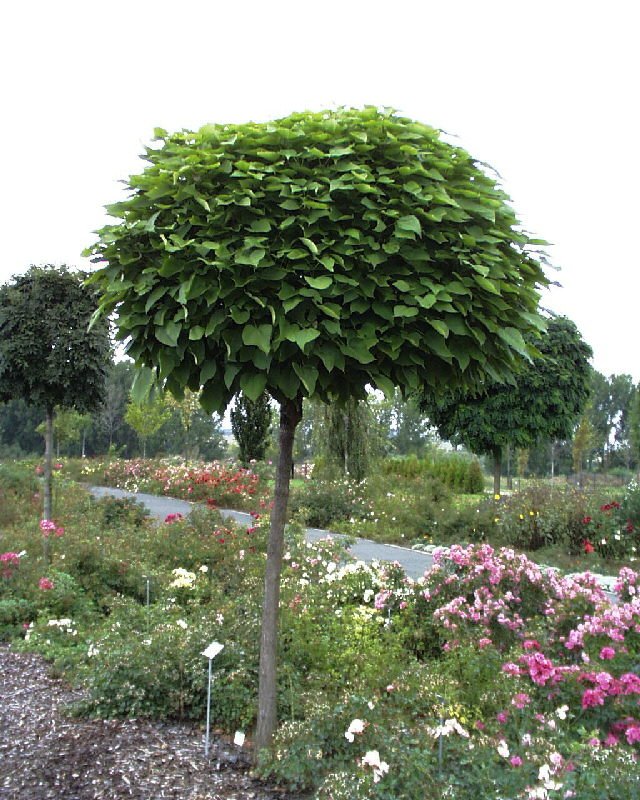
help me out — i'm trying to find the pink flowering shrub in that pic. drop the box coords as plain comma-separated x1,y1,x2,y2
1,551,21,579
39,519,64,537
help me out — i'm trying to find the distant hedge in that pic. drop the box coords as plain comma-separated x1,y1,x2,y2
381,453,485,493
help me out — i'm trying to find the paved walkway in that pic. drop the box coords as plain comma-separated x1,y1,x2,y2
88,486,619,594
88,486,435,580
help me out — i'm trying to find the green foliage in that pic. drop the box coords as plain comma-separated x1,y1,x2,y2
381,453,485,493
371,387,433,457
289,477,369,528
230,391,273,464
0,460,39,496
289,472,451,544
0,265,111,415
588,371,637,468
87,107,548,414
0,399,45,455
422,315,593,478
573,412,597,472
627,386,640,466
320,398,377,481
621,479,640,528
92,494,150,529
124,395,172,456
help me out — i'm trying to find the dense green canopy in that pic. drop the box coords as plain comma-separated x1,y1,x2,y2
422,315,593,490
87,108,548,412
0,265,110,415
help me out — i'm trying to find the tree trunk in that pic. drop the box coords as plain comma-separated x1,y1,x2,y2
506,444,513,490
44,407,54,521
550,441,555,479
254,396,302,756
492,446,502,496
43,407,55,564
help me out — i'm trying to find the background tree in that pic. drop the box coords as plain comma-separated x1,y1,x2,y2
36,407,91,457
627,385,640,472
293,398,323,465
230,391,273,465
572,412,597,473
372,387,432,457
0,399,45,456
587,372,636,469
87,107,548,751
95,360,134,453
321,397,375,481
516,447,529,480
0,265,111,520
124,395,171,457
422,315,592,494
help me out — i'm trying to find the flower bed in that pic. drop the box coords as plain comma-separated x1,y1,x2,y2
82,458,270,512
2,462,640,797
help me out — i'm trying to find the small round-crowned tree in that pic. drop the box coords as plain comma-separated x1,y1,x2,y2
0,265,111,521
86,107,549,750
421,315,593,493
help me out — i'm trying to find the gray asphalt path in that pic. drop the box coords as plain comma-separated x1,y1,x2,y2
88,486,435,580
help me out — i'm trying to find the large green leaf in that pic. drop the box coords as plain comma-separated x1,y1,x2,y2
239,372,267,401
429,320,449,338
396,215,422,236
285,327,321,350
242,324,272,354
131,366,155,404
300,238,318,255
235,247,266,267
393,305,419,318
293,363,319,394
305,276,333,290
497,327,531,359
155,320,181,347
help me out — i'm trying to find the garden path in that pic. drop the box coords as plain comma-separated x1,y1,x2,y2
88,486,435,579
87,486,619,596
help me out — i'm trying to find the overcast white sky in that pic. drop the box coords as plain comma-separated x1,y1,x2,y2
1,0,637,380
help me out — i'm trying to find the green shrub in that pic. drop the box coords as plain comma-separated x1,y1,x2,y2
621,479,640,528
380,454,485,494
0,597,36,640
92,494,150,529
289,478,368,528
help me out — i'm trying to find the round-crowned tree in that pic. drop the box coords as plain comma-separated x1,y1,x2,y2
0,265,111,521
421,315,593,493
86,107,549,750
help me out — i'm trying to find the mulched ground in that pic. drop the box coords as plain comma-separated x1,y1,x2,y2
0,645,305,800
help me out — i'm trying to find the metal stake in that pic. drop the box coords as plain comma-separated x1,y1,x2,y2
205,657,213,757
201,641,224,758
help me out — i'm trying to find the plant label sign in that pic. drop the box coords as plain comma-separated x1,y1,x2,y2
202,641,224,660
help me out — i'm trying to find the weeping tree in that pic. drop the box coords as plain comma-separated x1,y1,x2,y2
0,265,111,521
230,391,273,464
421,315,593,494
322,397,375,481
86,107,548,752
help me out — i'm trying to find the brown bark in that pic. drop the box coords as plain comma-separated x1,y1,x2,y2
254,396,302,756
492,445,502,496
